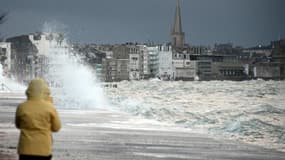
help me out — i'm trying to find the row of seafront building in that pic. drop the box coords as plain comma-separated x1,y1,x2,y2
1,32,284,84
99,40,285,82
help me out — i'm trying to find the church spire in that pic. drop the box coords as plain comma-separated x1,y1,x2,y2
173,0,182,33
171,0,185,48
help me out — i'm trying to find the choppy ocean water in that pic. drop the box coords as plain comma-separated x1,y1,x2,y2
104,80,285,152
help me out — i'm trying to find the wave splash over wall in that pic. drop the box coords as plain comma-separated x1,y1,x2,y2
42,23,107,109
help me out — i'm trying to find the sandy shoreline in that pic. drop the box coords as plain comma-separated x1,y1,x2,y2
1,95,285,160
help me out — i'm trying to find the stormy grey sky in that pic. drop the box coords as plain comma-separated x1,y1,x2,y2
0,0,285,47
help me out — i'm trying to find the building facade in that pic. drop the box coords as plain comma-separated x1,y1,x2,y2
129,53,141,80
0,42,11,75
253,63,281,79
6,32,67,83
102,58,117,82
158,45,174,80
6,34,38,82
147,46,159,78
102,45,133,81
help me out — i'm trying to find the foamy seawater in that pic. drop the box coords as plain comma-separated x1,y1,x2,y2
105,80,285,152
0,64,26,92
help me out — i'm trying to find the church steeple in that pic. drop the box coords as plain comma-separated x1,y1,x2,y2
171,0,185,49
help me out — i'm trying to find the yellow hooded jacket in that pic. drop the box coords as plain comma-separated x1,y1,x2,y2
15,79,61,156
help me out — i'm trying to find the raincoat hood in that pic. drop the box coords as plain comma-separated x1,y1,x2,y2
25,78,50,100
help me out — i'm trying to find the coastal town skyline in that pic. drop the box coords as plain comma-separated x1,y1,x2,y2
1,0,284,83
1,0,285,47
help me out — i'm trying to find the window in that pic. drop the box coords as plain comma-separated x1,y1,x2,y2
33,35,41,40
1,48,7,52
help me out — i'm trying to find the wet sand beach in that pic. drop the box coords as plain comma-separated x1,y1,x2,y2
0,93,285,160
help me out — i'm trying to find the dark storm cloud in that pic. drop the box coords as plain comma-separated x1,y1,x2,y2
1,0,285,47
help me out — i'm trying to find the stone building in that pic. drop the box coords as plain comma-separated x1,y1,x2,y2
102,58,117,82
102,57,130,82
129,48,143,80
253,62,282,79
6,32,65,83
172,51,198,80
271,39,285,78
129,53,141,80
112,45,130,59
213,63,247,81
140,45,149,78
188,54,248,81
6,34,38,82
102,45,134,81
249,39,285,79
271,39,285,63
116,59,129,81
243,45,272,57
174,60,197,80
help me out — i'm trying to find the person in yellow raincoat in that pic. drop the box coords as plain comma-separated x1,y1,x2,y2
15,78,61,160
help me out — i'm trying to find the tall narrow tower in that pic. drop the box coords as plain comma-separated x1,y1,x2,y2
171,0,185,49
